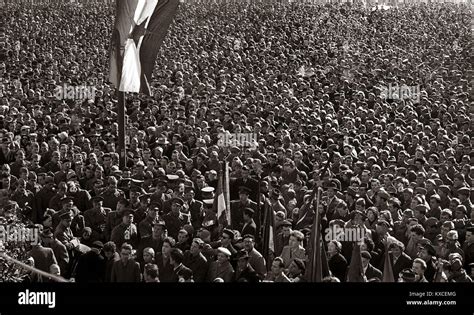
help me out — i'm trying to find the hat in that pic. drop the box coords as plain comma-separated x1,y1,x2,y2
60,196,73,204
438,185,451,194
203,199,214,206
91,196,104,203
376,220,390,228
458,187,469,196
399,269,416,282
415,187,427,195
239,186,252,195
361,251,372,260
222,229,235,240
243,207,255,217
217,247,232,257
446,230,458,241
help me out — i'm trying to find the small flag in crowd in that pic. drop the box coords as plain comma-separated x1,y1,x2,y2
347,243,365,282
109,0,179,95
262,201,275,262
214,162,231,227
382,244,395,282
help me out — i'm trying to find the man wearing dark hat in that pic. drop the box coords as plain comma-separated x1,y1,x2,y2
230,186,257,232
84,196,111,243
134,193,151,224
241,207,257,237
163,198,186,240
361,251,382,281
243,234,266,279
54,210,81,254
41,228,70,278
110,209,138,249
233,166,259,201
74,241,106,282
418,243,437,282
183,186,203,229
234,249,260,283
183,238,209,283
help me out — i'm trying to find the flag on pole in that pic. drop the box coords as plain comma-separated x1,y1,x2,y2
109,0,179,95
347,242,365,282
382,245,395,282
305,189,330,282
262,201,275,262
214,166,227,226
223,162,231,224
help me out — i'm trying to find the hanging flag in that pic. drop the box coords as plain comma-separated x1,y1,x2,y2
109,0,179,95
214,166,227,226
224,162,231,224
262,201,275,263
382,244,395,282
347,242,365,282
305,189,330,282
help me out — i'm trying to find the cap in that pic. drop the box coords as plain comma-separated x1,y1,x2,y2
91,241,104,249
222,229,235,240
239,186,252,195
60,196,73,204
458,187,469,196
217,247,232,257
421,243,436,256
399,269,416,282
361,251,372,260
243,207,255,217
376,220,390,228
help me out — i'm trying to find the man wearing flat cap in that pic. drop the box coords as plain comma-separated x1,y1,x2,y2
207,247,234,282
241,207,257,237
234,250,260,283
163,198,187,240
230,186,258,232
361,250,382,281
84,196,111,243
110,209,138,249
183,238,209,283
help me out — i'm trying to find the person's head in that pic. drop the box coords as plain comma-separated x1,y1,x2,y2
271,257,285,276
236,250,250,270
288,258,306,277
216,247,231,264
169,248,184,267
122,210,134,225
412,258,426,278
143,247,155,264
289,230,304,249
327,240,342,256
361,251,372,268
82,227,92,240
144,263,159,282
103,241,117,259
243,234,255,251
466,227,474,244
177,229,189,244
161,237,176,256
120,243,133,263
221,229,234,247
418,243,436,261
389,241,404,258
239,187,250,203
410,224,425,242
243,208,254,223
190,238,204,256
49,264,60,276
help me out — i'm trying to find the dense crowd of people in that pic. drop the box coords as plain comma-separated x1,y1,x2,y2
0,0,473,283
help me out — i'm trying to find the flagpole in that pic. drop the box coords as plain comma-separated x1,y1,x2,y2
118,91,126,169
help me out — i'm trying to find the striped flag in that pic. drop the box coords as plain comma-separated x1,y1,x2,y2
214,162,230,227
109,0,179,95
262,201,275,263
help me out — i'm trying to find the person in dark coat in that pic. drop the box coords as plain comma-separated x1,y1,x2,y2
207,247,234,282
110,243,141,282
183,186,203,229
274,220,292,257
103,241,120,282
361,251,382,281
83,196,111,243
163,198,187,240
169,248,194,282
155,237,176,282
234,250,260,283
74,241,106,282
241,207,257,237
41,228,70,278
183,238,209,283
230,187,258,232
27,243,58,275
232,167,259,201
34,176,56,222
110,209,138,249
327,240,348,282
418,243,438,282
388,241,412,279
